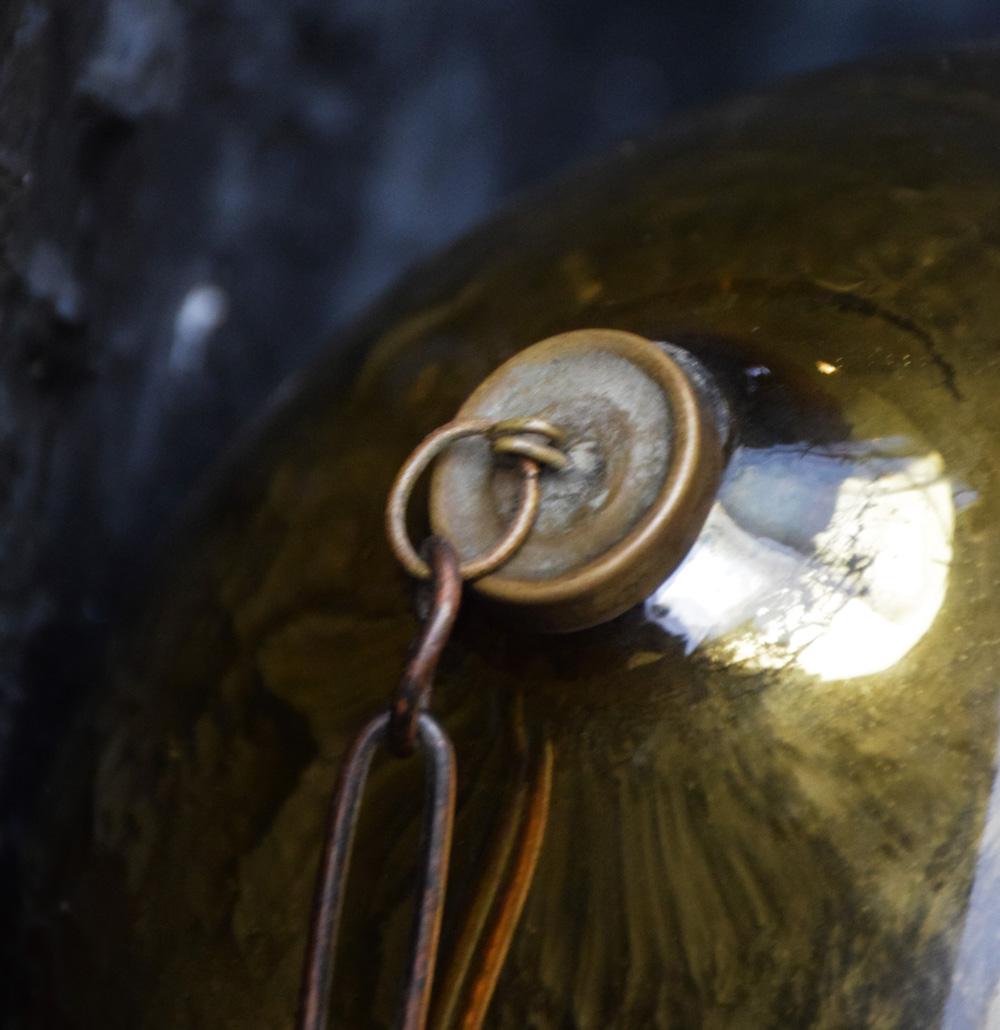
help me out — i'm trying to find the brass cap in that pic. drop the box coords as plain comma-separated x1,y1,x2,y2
430,329,723,631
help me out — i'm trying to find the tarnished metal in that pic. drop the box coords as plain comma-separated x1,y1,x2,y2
388,538,462,757
431,328,725,631
488,417,568,446
302,467,569,1030
297,541,463,1030
387,418,565,581
488,417,571,471
491,435,570,470
296,712,456,1030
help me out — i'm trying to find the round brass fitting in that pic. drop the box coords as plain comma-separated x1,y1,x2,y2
430,328,724,631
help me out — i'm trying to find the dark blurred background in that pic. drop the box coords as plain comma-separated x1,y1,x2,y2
1,0,1000,925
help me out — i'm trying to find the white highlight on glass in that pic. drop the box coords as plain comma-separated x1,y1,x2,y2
646,439,957,682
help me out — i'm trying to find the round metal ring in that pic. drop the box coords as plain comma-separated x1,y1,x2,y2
386,419,543,581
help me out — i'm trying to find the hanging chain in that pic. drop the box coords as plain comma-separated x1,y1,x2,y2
297,417,566,1030
387,537,464,757
297,540,461,1030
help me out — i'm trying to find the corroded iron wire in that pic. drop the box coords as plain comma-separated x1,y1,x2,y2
297,540,462,1030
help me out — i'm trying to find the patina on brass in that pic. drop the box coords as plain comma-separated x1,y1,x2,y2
431,329,724,631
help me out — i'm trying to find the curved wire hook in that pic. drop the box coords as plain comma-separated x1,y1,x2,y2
388,538,462,757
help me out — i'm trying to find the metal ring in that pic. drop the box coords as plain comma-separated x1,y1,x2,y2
491,436,569,471
386,419,543,581
488,417,567,446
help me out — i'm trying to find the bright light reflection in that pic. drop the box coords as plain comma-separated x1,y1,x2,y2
646,440,956,682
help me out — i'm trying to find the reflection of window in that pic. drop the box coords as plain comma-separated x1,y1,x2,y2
647,439,960,682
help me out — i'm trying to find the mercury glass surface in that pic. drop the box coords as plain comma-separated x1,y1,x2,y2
19,50,1000,1028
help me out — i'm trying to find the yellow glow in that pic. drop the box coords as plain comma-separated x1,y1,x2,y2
816,360,838,375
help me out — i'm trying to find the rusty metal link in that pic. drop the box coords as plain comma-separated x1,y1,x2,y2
388,538,462,757
386,416,568,581
297,712,456,1030
300,416,566,1030
297,543,463,1030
